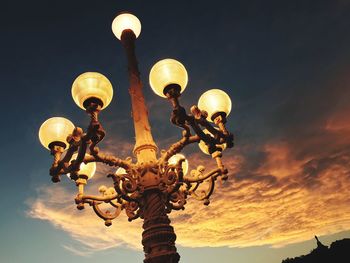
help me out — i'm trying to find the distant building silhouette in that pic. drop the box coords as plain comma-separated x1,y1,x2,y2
282,236,350,263
314,235,327,250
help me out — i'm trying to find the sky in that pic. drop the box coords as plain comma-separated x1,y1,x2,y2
1,0,350,262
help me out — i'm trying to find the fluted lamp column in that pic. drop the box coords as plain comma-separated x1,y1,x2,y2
112,13,180,263
112,13,157,163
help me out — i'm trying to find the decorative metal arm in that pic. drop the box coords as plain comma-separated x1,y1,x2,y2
46,25,234,232
47,90,233,225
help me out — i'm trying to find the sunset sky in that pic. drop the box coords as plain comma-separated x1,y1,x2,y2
1,1,350,263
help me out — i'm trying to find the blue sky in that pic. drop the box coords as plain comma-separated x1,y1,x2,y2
1,0,350,262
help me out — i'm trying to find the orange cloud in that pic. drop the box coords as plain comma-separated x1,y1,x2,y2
28,185,143,254
28,87,350,255
173,145,350,248
27,133,350,254
256,143,304,179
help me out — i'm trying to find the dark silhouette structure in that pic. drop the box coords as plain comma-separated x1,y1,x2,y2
282,236,350,263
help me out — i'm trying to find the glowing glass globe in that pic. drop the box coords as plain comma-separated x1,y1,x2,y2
112,13,141,40
71,72,113,110
198,89,232,122
198,128,227,155
67,153,96,180
149,59,188,98
168,153,189,175
39,117,75,150
115,167,127,175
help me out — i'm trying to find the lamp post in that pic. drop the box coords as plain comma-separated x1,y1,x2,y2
38,12,234,263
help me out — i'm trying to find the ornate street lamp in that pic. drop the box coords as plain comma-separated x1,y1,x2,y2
38,12,234,263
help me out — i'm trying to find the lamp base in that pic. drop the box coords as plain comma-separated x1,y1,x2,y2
83,97,104,110
164,84,181,99
142,190,180,263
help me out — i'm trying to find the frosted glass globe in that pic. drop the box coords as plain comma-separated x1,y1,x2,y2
198,128,227,155
112,13,141,40
168,153,189,175
68,153,96,179
149,59,188,98
39,117,75,150
198,89,232,122
71,72,113,110
115,167,127,175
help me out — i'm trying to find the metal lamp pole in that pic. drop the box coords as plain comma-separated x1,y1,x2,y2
38,12,234,263
121,28,179,262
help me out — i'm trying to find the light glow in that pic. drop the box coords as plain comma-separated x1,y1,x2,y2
71,72,113,110
67,153,96,179
112,13,141,40
38,117,75,150
198,89,232,122
149,59,188,98
115,167,127,175
168,153,189,175
198,128,227,155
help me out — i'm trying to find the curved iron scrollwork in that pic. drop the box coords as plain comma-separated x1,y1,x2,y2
48,88,234,226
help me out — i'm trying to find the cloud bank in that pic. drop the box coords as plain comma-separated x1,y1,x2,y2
28,122,350,254
28,70,350,255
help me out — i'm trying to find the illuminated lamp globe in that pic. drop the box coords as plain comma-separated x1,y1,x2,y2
115,167,127,175
71,72,113,110
198,89,232,122
198,128,227,155
112,13,141,40
149,59,188,98
67,153,96,180
39,117,75,150
168,153,189,175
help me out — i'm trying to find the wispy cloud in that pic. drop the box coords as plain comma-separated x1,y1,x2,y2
27,184,143,253
62,245,93,257
27,70,350,255
27,128,350,254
